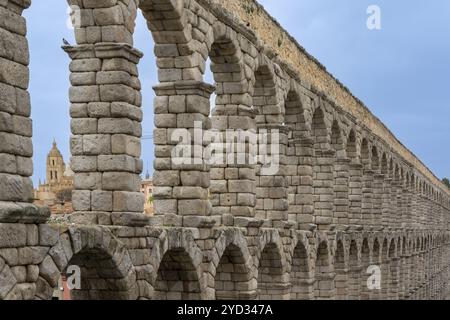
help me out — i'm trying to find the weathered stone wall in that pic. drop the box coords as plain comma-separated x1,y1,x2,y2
0,0,449,300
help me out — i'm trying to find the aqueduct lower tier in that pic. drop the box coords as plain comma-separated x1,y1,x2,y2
0,0,450,300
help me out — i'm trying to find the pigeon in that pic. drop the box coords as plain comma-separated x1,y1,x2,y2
62,38,71,46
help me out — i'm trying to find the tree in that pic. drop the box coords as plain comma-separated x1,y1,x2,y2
442,178,450,189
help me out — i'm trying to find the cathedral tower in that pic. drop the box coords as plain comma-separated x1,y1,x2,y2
46,139,66,185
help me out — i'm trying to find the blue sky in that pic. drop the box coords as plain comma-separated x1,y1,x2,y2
24,1,450,186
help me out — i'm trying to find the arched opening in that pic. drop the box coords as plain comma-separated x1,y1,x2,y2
371,146,379,172
381,153,390,227
331,120,348,225
154,249,201,300
253,65,286,222
381,153,388,175
346,129,362,226
68,250,135,300
314,242,335,300
208,33,254,218
399,237,408,299
381,239,390,299
360,139,370,169
204,57,216,117
346,130,357,161
37,229,137,301
257,243,288,300
312,107,329,153
388,239,399,300
371,146,382,225
360,239,370,300
371,239,381,299
360,139,373,225
285,91,307,139
291,241,313,300
335,240,348,300
392,164,402,227
411,238,420,295
253,65,280,125
215,244,254,300
348,240,360,299
312,107,333,227
331,120,344,158
209,36,244,116
49,251,135,300
285,90,310,225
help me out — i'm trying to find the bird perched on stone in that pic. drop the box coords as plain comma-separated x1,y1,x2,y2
62,38,71,46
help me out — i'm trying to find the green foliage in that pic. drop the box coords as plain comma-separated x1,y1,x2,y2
443,178,450,189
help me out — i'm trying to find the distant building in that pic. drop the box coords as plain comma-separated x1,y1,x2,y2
34,140,154,216
141,170,154,215
34,140,74,214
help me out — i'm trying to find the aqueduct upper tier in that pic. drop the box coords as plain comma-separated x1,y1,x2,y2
0,0,449,300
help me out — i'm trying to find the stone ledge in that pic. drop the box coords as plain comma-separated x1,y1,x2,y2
153,80,215,97
0,201,50,224
62,42,143,63
68,211,150,227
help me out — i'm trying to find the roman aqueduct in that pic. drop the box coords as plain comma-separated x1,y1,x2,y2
0,0,450,300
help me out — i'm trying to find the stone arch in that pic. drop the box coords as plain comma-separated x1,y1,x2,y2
372,238,381,267
334,238,348,300
284,87,310,225
346,129,358,161
381,153,388,175
314,239,335,299
360,138,370,169
253,61,283,125
359,238,371,299
371,145,380,172
331,119,345,158
312,104,333,227
388,238,399,299
153,229,203,300
370,238,382,299
360,138,373,226
155,248,201,300
142,0,208,81
212,229,255,300
311,105,330,152
285,88,308,139
380,152,390,227
208,25,247,98
35,226,137,300
255,231,289,300
207,22,255,218
290,235,314,300
347,239,360,299
252,61,287,222
380,238,390,299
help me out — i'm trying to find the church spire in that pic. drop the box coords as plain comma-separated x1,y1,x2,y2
145,162,150,180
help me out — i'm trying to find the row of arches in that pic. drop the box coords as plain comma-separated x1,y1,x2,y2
29,227,450,300
57,0,450,226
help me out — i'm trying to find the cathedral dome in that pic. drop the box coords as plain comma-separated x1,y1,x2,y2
48,139,63,158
